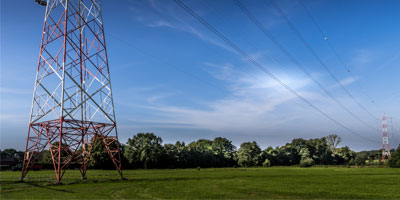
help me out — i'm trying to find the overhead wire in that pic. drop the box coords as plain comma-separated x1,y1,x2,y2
269,0,378,121
389,117,396,145
389,117,400,146
233,0,379,133
106,33,228,93
121,0,325,110
110,1,312,123
119,0,270,94
297,0,386,117
174,0,378,143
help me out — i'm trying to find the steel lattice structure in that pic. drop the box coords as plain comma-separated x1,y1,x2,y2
21,0,123,183
381,116,391,161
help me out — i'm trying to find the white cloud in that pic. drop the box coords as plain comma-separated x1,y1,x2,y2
128,0,235,52
351,49,376,66
147,20,177,29
119,63,325,133
0,87,32,95
146,92,178,103
0,114,27,124
330,76,358,89
147,20,231,51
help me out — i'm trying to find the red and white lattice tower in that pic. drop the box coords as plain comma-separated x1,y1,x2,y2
21,0,123,183
382,116,391,161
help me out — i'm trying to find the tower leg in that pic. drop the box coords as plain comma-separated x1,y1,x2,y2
101,135,124,179
24,0,121,184
79,149,88,180
21,125,48,181
80,163,88,180
23,119,84,183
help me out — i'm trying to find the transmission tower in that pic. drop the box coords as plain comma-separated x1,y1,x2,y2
382,116,391,161
21,0,123,183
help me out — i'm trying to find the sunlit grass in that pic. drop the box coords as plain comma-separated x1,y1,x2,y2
1,167,399,199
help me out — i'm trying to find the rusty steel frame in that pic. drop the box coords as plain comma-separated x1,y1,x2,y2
21,0,123,183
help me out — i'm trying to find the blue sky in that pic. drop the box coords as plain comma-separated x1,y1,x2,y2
1,0,400,151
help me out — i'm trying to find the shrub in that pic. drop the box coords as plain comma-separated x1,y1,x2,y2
393,160,400,168
263,159,271,167
347,158,355,166
383,160,390,167
300,158,314,167
372,159,382,165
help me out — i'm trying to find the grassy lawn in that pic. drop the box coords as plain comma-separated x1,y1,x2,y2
1,167,399,199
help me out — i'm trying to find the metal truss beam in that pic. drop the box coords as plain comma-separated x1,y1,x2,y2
21,0,122,183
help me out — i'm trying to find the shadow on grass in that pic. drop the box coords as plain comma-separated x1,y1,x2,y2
25,182,75,193
56,175,242,186
24,171,354,187
1,182,75,194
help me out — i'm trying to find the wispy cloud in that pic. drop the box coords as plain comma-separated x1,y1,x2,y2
128,0,233,52
351,49,377,66
146,92,178,103
147,20,232,51
0,114,27,124
118,63,322,132
0,87,32,95
330,76,358,89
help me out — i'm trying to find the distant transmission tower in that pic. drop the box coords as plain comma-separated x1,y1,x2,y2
382,116,391,161
21,0,123,183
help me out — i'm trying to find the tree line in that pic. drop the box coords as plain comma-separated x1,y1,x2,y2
1,133,400,170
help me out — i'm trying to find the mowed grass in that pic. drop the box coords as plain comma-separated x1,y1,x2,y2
1,167,400,199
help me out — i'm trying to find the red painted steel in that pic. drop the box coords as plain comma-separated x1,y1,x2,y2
21,0,123,183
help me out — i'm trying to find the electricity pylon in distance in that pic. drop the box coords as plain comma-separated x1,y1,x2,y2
382,116,391,161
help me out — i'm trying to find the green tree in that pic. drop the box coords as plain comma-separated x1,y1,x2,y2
307,137,333,165
212,137,236,167
0,149,24,170
161,141,193,168
300,157,314,167
188,139,216,167
125,133,163,169
389,145,400,168
354,152,368,166
325,134,342,151
87,135,119,169
263,146,280,166
162,143,179,168
335,146,355,165
299,147,311,160
237,141,262,167
175,141,191,168
37,150,53,165
50,142,73,160
278,144,300,165
0,149,18,159
262,159,271,167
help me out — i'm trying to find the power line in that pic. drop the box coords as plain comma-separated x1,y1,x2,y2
108,32,318,130
233,0,379,133
174,0,378,143
269,0,378,121
106,33,228,93
297,0,385,116
116,0,264,94
389,117,396,145
389,117,400,146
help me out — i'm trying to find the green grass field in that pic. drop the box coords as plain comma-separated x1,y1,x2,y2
1,167,399,199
